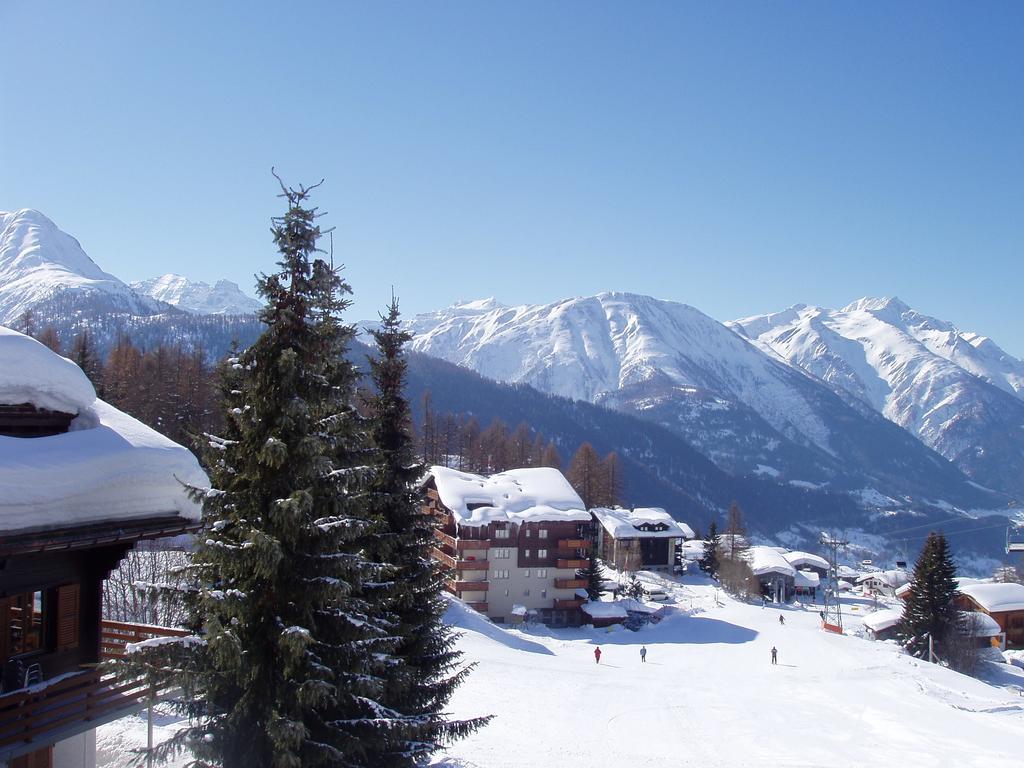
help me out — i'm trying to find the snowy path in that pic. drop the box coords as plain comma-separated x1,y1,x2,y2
431,580,1023,768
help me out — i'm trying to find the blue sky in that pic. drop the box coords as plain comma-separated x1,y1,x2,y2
1,3,1022,354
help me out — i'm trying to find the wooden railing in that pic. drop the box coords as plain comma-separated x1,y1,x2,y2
554,578,588,589
101,619,191,660
431,546,458,570
558,539,590,550
446,580,489,594
0,670,152,752
557,559,587,569
433,530,491,552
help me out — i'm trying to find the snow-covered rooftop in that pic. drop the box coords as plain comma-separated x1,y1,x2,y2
862,608,903,633
794,570,820,588
592,506,693,539
0,326,96,413
428,465,591,527
0,327,207,533
581,601,628,620
745,546,797,578
855,569,909,588
959,582,1024,614
782,551,829,571
959,611,1002,637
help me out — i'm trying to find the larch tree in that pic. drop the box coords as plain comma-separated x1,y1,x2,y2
117,179,408,768
363,296,490,766
899,531,960,661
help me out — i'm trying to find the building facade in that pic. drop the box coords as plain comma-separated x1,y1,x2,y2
592,507,693,572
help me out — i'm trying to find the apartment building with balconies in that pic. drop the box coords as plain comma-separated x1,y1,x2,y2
424,466,593,626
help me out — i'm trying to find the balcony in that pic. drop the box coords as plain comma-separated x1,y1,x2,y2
457,559,489,570
557,558,587,569
433,530,491,552
558,539,590,550
446,580,489,594
466,602,488,613
554,578,588,589
431,547,457,569
554,598,585,610
0,620,188,762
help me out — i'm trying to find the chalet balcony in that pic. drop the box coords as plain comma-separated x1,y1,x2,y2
557,558,588,569
446,580,490,594
558,539,590,550
554,578,588,590
431,546,458,569
0,620,188,763
433,530,491,552
431,548,489,571
553,599,585,609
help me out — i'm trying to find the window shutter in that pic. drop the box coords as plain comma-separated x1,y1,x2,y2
56,583,80,651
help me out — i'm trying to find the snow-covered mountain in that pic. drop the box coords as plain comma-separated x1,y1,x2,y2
132,274,261,315
730,297,1024,497
408,293,1003,510
0,209,167,325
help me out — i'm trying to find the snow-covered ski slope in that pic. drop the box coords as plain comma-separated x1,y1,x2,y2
432,578,1024,768
97,572,1024,767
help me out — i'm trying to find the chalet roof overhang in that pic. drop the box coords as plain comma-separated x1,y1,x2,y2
0,515,201,557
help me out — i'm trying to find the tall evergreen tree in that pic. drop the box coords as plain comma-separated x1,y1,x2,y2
364,296,490,765
899,531,960,661
699,520,720,577
118,179,406,767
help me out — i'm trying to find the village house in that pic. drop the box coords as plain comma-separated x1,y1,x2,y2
955,582,1024,649
746,547,796,603
423,466,593,626
781,551,829,578
0,327,208,768
856,569,910,598
591,507,693,573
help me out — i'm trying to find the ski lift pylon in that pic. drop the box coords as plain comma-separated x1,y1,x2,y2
1006,525,1024,554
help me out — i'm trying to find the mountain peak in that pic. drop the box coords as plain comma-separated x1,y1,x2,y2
132,274,261,315
842,296,910,314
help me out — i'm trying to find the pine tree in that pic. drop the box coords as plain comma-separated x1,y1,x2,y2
71,330,104,395
116,178,407,767
899,531,960,661
363,296,490,766
699,520,720,577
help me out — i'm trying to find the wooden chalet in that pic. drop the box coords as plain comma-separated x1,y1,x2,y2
591,507,693,572
955,582,1024,649
0,328,207,768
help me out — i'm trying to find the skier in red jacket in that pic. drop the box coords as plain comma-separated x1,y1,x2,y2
594,646,602,664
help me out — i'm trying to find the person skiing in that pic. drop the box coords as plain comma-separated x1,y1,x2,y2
640,645,647,663
771,646,778,665
594,646,602,664
778,614,785,626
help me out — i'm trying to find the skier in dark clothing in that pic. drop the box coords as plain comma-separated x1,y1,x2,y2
778,614,785,625
640,646,647,663
594,647,602,664
771,646,778,665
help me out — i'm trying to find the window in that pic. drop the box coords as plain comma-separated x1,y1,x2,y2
494,528,510,539
541,589,547,598
524,550,531,559
539,529,549,539
504,589,510,597
537,549,548,559
523,570,530,578
492,569,509,579
524,589,530,597
4,590,46,656
537,569,548,578
493,548,510,559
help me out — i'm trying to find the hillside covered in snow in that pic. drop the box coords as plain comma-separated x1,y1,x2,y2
132,274,261,315
731,298,1024,498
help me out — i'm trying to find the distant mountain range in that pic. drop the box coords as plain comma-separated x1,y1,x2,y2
1,208,1019,568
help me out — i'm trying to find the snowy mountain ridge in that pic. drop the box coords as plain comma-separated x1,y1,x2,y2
730,298,1024,497
132,273,262,315
0,209,167,325
407,292,1006,509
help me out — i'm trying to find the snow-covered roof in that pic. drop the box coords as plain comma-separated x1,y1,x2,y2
959,583,1024,614
862,608,903,633
679,540,706,560
0,326,96,413
745,546,796,578
0,327,207,533
836,565,861,579
581,601,628,619
855,569,909,588
592,506,693,540
895,582,913,598
782,551,829,571
794,570,820,588
958,611,1002,637
428,465,591,527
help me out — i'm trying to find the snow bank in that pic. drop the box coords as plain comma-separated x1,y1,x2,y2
0,398,207,532
428,466,590,526
0,326,96,413
581,601,628,619
592,506,693,539
959,582,1024,613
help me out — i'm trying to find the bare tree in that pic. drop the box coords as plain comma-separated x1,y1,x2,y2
103,543,194,627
